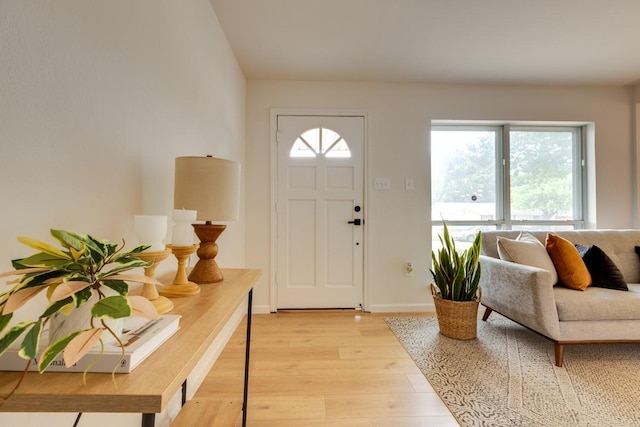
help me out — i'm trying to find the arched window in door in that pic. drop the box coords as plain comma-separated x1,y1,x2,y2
290,127,351,158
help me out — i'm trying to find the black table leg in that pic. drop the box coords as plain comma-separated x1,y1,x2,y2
141,413,155,427
141,379,186,427
242,288,253,427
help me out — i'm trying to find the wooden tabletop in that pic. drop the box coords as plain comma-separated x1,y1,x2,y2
0,268,260,414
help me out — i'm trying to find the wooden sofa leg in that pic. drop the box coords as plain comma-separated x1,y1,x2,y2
482,307,493,321
554,343,564,367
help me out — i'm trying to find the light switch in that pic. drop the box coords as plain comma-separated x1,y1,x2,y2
405,178,414,191
374,178,391,190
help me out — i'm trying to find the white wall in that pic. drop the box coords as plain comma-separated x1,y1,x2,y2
0,0,246,271
0,1,245,426
246,80,633,313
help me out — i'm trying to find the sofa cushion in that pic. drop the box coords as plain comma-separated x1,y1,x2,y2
545,233,591,291
555,284,640,321
482,230,640,283
496,232,558,284
576,244,628,291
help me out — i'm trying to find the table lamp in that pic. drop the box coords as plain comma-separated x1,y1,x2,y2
174,156,240,283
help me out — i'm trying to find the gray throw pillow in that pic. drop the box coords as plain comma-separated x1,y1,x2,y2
496,232,558,284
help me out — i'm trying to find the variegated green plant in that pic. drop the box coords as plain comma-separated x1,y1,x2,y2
0,229,161,382
430,222,482,301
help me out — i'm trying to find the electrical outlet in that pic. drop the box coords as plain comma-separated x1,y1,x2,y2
404,262,413,277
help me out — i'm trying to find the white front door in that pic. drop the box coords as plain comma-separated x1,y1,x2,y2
275,115,365,309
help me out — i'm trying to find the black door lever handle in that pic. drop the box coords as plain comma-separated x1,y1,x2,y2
348,219,362,226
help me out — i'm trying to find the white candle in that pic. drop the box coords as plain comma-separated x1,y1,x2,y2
134,215,168,251
171,209,197,246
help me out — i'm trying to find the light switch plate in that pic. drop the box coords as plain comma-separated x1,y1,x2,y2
405,178,414,191
374,178,391,190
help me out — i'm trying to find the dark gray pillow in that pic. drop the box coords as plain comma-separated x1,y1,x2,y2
575,244,627,291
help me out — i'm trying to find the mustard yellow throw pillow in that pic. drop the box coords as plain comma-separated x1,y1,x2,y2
545,233,592,291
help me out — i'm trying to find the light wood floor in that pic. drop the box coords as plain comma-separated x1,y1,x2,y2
194,310,459,426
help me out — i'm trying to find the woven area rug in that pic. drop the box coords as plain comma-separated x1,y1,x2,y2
385,316,640,427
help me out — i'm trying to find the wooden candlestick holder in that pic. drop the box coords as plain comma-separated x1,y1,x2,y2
135,248,174,314
160,244,201,297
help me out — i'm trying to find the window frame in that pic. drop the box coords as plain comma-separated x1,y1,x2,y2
431,123,586,232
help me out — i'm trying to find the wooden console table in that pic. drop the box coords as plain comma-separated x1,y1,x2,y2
0,268,260,427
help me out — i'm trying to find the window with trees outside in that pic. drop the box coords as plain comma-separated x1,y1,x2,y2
431,124,585,249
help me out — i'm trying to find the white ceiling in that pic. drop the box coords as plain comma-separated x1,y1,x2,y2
209,0,640,86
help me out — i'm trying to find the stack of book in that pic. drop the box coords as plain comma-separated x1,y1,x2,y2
0,314,181,373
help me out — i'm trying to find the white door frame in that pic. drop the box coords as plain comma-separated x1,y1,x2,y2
269,108,369,312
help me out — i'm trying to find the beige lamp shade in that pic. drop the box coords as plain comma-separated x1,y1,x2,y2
174,156,241,222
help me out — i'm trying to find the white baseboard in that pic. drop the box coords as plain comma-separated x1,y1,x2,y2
367,303,435,313
253,304,272,314
251,304,434,314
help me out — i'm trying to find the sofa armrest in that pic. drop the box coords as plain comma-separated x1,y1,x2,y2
479,255,561,340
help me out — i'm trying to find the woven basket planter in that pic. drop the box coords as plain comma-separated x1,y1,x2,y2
431,284,481,340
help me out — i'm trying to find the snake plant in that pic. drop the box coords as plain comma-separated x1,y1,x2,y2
430,222,482,301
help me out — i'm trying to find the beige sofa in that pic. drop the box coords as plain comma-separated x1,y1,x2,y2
479,229,640,367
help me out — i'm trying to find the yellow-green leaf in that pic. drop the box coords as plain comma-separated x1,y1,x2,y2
3,285,47,314
49,281,92,303
50,229,86,251
64,328,102,367
69,245,86,261
91,295,131,319
59,302,75,315
13,252,69,268
17,236,70,260
0,321,34,357
0,312,12,334
18,319,43,360
128,295,160,320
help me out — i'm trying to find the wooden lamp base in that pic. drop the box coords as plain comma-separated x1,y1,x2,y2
189,223,226,284
160,244,201,297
